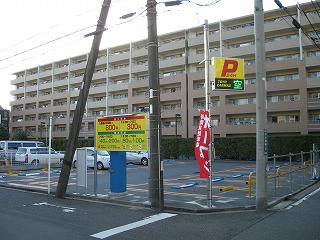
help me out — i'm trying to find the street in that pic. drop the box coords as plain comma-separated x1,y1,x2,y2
1,182,319,240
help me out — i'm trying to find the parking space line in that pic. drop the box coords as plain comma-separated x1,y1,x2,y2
91,213,177,239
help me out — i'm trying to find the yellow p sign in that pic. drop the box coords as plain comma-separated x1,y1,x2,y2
214,57,244,80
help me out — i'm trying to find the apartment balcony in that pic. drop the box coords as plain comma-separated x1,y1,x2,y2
109,51,130,63
107,82,129,92
188,54,205,65
53,66,68,75
131,47,148,58
307,77,320,88
11,76,25,85
69,61,87,71
306,56,320,68
267,101,301,112
87,100,106,109
307,99,320,110
308,121,320,132
53,79,68,87
108,67,129,78
38,82,52,90
25,74,38,81
268,122,302,133
89,86,107,95
10,88,24,96
108,98,128,107
38,70,52,79
93,70,107,80
159,56,186,69
25,85,38,92
96,56,108,65
159,39,186,53
131,64,148,73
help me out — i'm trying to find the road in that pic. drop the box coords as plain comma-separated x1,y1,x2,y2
1,182,319,240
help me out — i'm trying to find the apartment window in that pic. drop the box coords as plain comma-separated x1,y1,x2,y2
245,78,256,85
308,92,320,99
229,41,254,49
162,104,181,110
268,115,300,123
57,127,66,132
229,117,256,125
266,54,299,62
308,71,320,78
309,114,320,122
267,74,299,82
307,51,320,57
229,22,254,30
267,94,300,102
160,87,181,94
229,98,256,105
113,108,128,114
113,93,128,99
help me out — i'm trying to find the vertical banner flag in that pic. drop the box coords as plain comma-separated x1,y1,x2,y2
194,110,210,178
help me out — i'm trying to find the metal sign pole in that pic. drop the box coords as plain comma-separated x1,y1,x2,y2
204,19,212,207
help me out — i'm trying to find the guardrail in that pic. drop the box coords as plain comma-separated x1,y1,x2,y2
246,149,319,198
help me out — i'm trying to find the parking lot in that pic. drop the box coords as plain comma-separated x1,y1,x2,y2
0,159,317,211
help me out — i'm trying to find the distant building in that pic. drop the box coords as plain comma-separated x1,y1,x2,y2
0,106,10,137
9,2,320,139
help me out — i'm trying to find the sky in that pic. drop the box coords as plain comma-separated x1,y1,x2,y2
0,0,310,110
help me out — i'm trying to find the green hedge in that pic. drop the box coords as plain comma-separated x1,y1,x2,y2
49,135,320,161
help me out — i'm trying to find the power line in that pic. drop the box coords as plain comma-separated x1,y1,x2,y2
0,25,96,63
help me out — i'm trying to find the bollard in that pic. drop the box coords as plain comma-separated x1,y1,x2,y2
248,171,256,197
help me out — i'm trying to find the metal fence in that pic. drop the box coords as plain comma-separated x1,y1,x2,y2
245,149,319,203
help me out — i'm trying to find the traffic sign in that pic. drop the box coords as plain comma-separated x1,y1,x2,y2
95,114,148,151
212,57,245,91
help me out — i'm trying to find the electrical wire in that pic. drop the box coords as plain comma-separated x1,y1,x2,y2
0,25,96,63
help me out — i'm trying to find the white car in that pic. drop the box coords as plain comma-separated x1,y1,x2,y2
126,151,149,166
15,147,64,165
73,147,110,170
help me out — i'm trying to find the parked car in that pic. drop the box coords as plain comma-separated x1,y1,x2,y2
0,140,46,161
15,147,64,165
126,151,149,166
73,147,110,170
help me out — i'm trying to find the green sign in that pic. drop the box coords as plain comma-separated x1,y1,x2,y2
215,79,244,91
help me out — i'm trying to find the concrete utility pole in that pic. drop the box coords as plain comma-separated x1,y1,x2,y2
55,0,112,198
146,0,164,210
254,0,268,210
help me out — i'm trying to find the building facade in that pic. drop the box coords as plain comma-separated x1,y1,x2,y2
9,2,320,140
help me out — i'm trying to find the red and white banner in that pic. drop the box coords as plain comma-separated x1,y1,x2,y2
194,110,211,178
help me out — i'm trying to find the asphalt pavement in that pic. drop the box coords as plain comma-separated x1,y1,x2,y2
0,159,318,213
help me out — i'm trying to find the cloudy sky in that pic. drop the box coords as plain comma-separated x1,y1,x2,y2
0,0,310,109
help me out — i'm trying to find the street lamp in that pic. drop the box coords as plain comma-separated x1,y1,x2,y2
175,114,181,138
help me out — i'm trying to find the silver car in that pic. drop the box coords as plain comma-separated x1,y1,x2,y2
126,151,149,166
73,147,110,170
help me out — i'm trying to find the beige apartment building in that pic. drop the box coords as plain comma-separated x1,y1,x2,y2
9,2,320,140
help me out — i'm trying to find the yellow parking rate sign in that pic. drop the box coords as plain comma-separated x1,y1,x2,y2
213,57,245,91
95,114,148,151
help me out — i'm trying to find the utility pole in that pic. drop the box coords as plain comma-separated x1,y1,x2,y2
146,0,164,210
254,0,268,210
55,0,112,198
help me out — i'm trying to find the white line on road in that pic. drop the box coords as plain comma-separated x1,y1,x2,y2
91,213,177,239
285,187,320,210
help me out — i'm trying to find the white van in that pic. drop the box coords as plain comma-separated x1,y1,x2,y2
0,141,46,161
15,147,64,165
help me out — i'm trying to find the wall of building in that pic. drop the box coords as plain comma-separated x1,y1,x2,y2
9,2,320,140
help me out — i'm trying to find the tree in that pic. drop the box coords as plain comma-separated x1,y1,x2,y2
0,124,9,140
12,131,30,140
